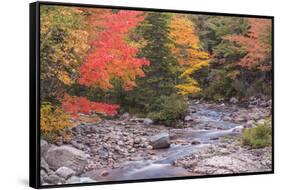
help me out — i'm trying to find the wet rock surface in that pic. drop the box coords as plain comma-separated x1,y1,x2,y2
150,132,170,149
40,98,272,185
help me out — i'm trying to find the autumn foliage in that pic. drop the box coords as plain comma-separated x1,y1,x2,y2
168,14,210,95
40,6,90,92
71,10,149,119
40,102,73,142
61,94,120,117
223,18,272,71
78,10,150,90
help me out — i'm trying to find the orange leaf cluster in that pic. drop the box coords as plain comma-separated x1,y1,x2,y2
78,10,150,90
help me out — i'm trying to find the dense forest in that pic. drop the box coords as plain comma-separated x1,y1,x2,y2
40,6,272,141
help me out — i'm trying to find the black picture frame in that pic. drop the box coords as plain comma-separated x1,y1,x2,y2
30,1,274,189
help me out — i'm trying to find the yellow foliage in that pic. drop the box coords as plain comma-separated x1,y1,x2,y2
169,15,199,49
57,70,73,85
40,6,90,87
180,60,209,77
168,14,210,95
40,102,73,140
176,77,201,95
176,84,201,95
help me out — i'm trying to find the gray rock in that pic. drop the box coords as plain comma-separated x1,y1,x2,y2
83,126,91,133
45,145,87,174
130,117,153,125
55,167,75,179
40,169,48,178
120,112,130,121
72,125,83,133
147,145,153,149
134,137,141,144
249,96,256,101
230,97,238,104
97,148,109,159
55,136,63,146
43,174,61,184
129,117,140,123
129,148,136,153
235,116,246,122
41,158,51,173
143,118,153,125
41,139,50,158
90,125,99,133
245,120,254,128
260,101,268,107
184,115,193,122
117,140,124,146
150,132,170,149
71,141,85,150
267,100,272,107
41,139,48,147
251,113,260,120
83,125,99,133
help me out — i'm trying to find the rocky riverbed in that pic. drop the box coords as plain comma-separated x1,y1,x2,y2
40,97,272,185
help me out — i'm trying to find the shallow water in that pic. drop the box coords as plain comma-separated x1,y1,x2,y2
85,103,242,181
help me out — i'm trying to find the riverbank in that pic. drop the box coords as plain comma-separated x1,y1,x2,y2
40,98,272,185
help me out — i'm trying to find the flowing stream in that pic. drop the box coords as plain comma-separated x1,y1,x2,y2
84,103,243,181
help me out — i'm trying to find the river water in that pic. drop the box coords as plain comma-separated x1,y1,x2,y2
84,103,243,181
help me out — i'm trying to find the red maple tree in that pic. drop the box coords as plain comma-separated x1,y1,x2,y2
78,10,149,90
61,10,149,117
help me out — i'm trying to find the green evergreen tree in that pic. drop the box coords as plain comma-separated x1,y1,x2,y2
124,13,186,125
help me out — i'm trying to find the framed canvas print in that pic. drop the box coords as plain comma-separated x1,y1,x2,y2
30,1,274,188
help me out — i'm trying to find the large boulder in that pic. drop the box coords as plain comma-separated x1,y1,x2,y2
41,139,53,158
45,145,87,174
149,132,170,149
